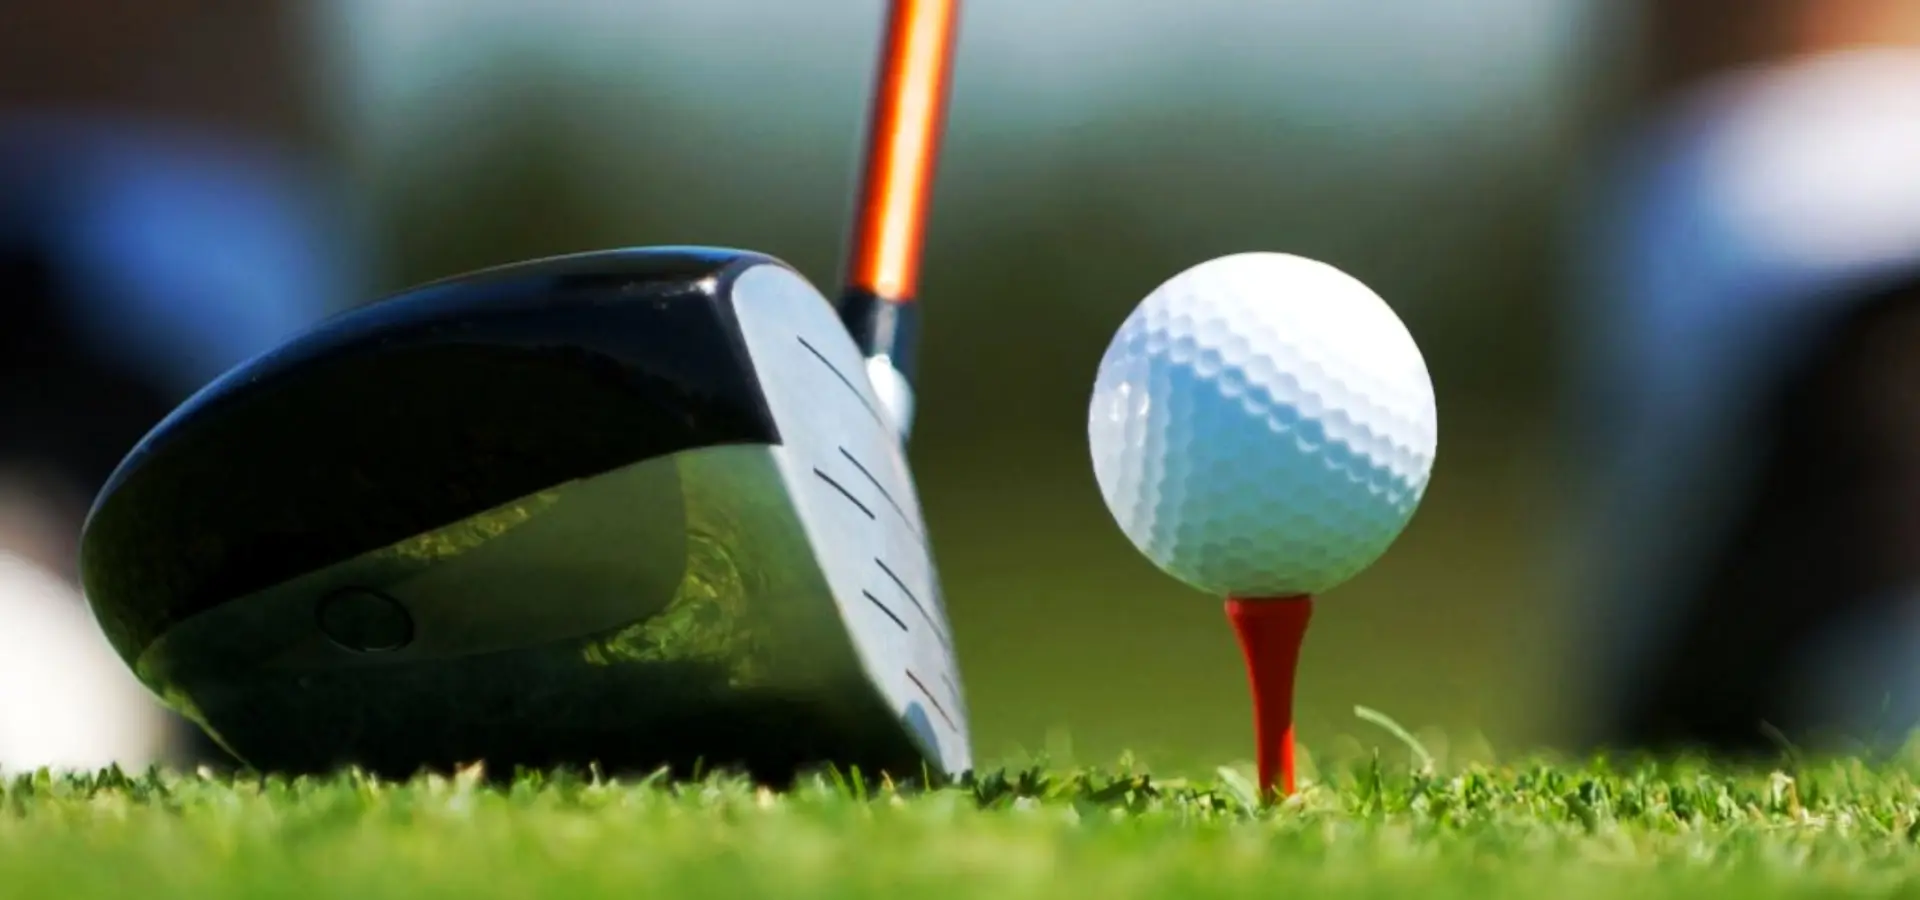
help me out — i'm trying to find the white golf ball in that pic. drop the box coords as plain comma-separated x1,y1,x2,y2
1088,252,1438,598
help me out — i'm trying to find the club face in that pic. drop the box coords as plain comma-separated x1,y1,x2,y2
79,247,969,780
726,264,969,773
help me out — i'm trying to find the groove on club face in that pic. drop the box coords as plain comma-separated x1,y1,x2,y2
80,248,972,780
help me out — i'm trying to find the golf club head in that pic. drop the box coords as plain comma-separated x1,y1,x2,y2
78,246,971,781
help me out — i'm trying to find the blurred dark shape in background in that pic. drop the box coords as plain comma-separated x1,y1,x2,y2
0,0,349,769
5,0,1920,775
1567,0,1920,756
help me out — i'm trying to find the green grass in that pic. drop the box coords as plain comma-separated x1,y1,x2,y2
7,744,1920,899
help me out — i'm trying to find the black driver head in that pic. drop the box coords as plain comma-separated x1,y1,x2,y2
79,246,971,781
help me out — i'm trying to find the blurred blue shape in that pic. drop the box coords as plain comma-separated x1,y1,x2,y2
1568,48,1920,744
0,116,352,400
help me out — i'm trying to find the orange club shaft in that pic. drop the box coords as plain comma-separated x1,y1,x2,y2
1224,596,1314,798
843,0,960,307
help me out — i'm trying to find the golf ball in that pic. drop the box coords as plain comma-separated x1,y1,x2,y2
1088,252,1437,598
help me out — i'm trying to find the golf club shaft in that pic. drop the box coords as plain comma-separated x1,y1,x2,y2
840,0,961,438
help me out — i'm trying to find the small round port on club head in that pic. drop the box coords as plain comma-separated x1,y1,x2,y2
315,588,414,653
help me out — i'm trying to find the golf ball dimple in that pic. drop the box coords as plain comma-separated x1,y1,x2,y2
1088,252,1438,598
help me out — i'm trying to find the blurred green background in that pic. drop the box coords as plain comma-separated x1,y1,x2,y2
325,0,1617,771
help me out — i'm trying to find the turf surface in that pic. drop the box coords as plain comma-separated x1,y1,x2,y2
6,737,1920,900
